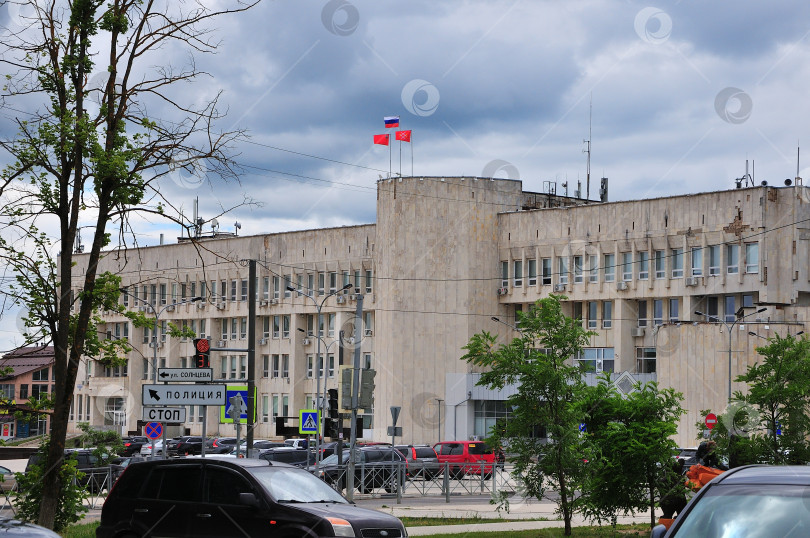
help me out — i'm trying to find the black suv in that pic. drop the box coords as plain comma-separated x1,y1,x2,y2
395,444,441,479
120,436,148,457
313,446,407,493
257,447,312,467
26,449,111,493
167,436,208,456
96,457,407,537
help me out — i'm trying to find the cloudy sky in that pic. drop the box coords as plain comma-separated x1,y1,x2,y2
1,0,810,349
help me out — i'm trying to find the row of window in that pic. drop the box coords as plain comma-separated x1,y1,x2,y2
502,243,759,287
119,270,374,307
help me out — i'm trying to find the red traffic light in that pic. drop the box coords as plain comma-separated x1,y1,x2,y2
193,338,210,368
195,338,210,353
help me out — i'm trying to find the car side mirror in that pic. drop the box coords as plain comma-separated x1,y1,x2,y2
239,492,259,508
650,524,667,538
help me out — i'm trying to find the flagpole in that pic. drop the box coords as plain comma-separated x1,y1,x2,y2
411,131,414,177
389,136,392,178
399,139,402,177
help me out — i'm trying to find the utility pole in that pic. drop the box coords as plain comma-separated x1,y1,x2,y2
346,294,363,502
246,259,256,454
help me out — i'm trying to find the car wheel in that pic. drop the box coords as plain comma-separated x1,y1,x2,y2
483,472,492,480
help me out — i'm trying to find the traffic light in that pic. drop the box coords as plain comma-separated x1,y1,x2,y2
326,389,339,438
193,338,210,368
358,369,375,410
339,367,352,411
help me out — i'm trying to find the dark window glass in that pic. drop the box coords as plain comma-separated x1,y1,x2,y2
415,448,436,458
142,467,201,501
205,468,252,505
467,443,491,455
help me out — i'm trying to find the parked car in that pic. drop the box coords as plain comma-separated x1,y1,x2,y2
0,515,60,537
651,464,810,537
140,439,164,456
95,457,407,537
313,446,407,493
119,436,149,456
0,465,16,492
252,440,286,450
167,436,208,456
284,438,309,449
433,440,496,478
26,449,111,493
674,447,698,469
256,447,313,467
395,444,441,478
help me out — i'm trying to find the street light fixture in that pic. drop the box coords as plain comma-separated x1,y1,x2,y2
288,282,352,466
120,288,202,458
748,330,804,340
491,316,523,334
695,307,767,402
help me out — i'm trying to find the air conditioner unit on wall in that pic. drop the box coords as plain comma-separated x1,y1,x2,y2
630,327,645,337
302,338,311,346
497,287,508,296
216,302,226,310
553,284,566,292
217,340,226,347
259,338,268,345
616,282,628,291
196,302,206,310
269,298,279,305
259,300,268,307
685,277,699,287
336,296,345,304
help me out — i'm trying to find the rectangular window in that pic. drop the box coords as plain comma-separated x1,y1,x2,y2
263,317,270,339
262,355,269,378
653,299,664,325
501,261,509,288
273,276,280,299
707,296,719,319
172,283,178,302
122,287,129,307
574,256,583,284
329,272,337,293
282,395,288,416
328,313,336,337
622,252,633,281
328,353,335,378
239,317,247,339
318,273,325,296
240,279,248,302
559,257,569,285
19,384,28,399
230,318,238,340
306,355,314,378
353,271,361,291
573,302,583,326
602,301,613,329
742,294,754,308
230,280,237,302
272,354,280,378
745,243,759,274
654,250,665,279
364,311,374,336
604,254,615,282
541,258,552,285
709,245,720,275
284,275,293,298
239,355,247,380
636,347,657,374
272,395,279,418
587,301,598,329
273,316,280,339
691,247,703,276
671,248,683,278
160,283,167,305
575,348,615,373
528,259,537,286
262,395,269,423
365,270,373,293
725,295,737,322
229,356,238,379
513,260,523,287
262,277,270,300
727,244,739,274
588,255,598,283
669,298,680,322
282,354,289,378
282,315,290,339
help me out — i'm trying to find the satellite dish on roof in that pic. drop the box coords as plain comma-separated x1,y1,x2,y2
211,218,219,233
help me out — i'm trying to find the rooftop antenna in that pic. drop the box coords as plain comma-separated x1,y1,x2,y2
74,228,84,254
797,143,803,186
583,93,592,200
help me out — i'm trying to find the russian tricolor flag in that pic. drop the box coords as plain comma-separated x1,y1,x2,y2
384,116,399,128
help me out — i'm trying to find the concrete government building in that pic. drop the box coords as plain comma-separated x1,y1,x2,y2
68,177,810,447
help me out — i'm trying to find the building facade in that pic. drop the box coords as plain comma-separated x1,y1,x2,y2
67,178,810,447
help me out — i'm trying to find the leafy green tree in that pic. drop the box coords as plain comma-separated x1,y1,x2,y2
0,0,257,527
12,441,87,532
580,377,684,528
462,295,594,536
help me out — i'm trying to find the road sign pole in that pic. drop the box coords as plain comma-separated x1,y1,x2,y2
201,406,207,458
346,294,363,502
246,259,256,455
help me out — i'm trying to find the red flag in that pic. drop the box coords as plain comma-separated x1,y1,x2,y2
395,130,411,142
373,134,389,146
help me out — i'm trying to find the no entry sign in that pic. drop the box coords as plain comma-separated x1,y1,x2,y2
705,413,718,430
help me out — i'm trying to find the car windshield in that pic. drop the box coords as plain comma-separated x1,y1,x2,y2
673,484,810,537
249,467,347,504
320,451,352,465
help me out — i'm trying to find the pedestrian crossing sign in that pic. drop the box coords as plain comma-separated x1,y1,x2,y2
299,409,319,435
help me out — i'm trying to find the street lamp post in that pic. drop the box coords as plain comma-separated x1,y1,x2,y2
288,282,352,466
695,307,767,402
491,316,523,335
120,288,202,458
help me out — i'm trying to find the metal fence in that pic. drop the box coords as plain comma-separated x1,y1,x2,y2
315,461,518,503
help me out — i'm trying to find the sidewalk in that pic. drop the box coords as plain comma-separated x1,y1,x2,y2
355,493,655,535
